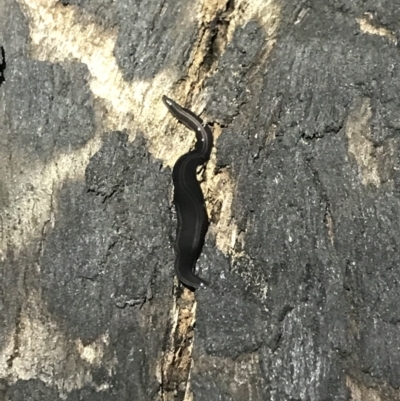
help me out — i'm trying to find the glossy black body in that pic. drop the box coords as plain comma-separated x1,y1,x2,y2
162,96,213,288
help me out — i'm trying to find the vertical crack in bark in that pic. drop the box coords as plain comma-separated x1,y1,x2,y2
160,286,197,401
199,0,235,78
159,3,236,398
0,46,6,86
183,0,235,98
305,158,335,246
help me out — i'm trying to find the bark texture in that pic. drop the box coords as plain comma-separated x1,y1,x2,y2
1,0,400,400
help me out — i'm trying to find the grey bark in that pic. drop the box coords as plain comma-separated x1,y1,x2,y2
1,0,400,400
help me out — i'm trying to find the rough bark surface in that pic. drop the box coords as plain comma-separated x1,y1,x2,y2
1,0,400,400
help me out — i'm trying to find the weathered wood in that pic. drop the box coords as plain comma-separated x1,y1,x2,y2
1,0,400,400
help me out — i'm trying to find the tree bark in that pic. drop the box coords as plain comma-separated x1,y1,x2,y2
1,0,400,400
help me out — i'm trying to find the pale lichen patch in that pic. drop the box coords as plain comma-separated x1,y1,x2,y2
357,14,397,44
345,98,381,187
75,334,110,367
346,376,384,401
